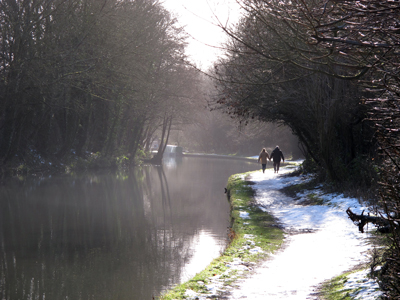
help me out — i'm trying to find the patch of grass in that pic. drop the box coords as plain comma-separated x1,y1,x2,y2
318,267,380,300
297,193,330,206
280,179,319,198
158,171,284,300
280,178,336,206
319,272,354,300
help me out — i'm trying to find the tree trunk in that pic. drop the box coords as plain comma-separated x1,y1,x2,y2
150,115,173,164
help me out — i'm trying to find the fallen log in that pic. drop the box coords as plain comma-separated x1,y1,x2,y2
346,208,391,233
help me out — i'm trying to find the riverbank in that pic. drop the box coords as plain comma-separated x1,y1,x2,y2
159,164,383,300
158,168,285,299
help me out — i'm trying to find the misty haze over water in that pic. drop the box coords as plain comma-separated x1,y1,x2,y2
0,156,260,300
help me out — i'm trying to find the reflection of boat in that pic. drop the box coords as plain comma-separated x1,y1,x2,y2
163,156,182,168
164,145,183,156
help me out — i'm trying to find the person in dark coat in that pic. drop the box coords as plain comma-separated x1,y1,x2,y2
258,148,270,173
270,146,284,173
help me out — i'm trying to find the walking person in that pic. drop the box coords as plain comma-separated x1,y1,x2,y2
270,146,284,173
258,148,270,173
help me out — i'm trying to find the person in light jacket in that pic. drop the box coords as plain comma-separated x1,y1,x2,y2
270,146,285,173
258,148,270,173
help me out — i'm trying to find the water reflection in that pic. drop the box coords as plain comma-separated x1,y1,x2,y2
0,157,259,299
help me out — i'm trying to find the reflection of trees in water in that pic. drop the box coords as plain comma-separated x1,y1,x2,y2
158,165,172,227
0,168,192,300
143,164,194,279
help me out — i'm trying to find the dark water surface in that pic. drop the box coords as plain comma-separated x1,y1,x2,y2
0,156,259,300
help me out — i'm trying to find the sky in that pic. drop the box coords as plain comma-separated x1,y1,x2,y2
162,0,242,70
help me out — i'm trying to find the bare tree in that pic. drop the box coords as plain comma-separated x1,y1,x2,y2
212,0,375,182
0,0,194,169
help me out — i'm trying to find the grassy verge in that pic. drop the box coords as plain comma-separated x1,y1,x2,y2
315,232,386,300
319,271,355,300
158,171,284,299
318,267,382,300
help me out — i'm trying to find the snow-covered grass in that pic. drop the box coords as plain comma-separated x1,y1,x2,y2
320,268,383,300
346,269,383,299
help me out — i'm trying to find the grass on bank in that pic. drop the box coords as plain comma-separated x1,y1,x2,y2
158,171,284,299
319,235,387,300
318,267,381,300
319,271,355,300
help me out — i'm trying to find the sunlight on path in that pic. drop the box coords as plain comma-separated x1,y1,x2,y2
227,168,374,299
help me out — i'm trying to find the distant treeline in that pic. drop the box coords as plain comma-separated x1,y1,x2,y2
212,0,400,297
0,0,197,170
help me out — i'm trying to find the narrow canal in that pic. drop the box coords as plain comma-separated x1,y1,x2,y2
0,156,260,300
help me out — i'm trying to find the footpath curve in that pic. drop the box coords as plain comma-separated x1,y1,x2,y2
225,168,381,300
160,165,382,300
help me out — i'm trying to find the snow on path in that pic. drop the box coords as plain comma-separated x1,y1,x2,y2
227,168,378,300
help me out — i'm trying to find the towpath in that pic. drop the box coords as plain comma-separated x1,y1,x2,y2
225,168,381,300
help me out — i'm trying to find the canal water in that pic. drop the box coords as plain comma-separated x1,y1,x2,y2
0,156,260,300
